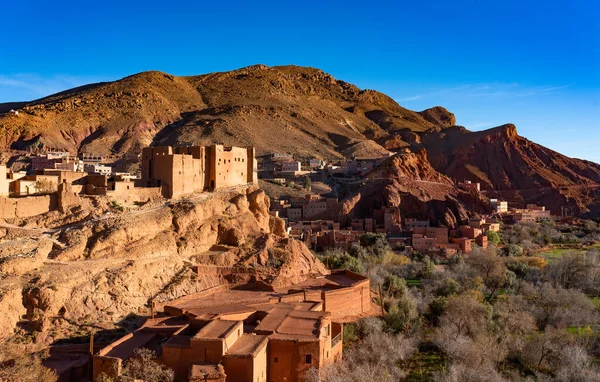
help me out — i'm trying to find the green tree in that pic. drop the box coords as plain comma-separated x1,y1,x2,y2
384,275,408,297
320,250,365,273
304,175,311,191
487,230,501,246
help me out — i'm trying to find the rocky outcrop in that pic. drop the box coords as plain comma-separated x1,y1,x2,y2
421,124,600,215
0,187,326,342
0,237,53,275
418,106,456,128
345,151,490,227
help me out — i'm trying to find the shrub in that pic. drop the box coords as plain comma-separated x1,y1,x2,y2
383,275,408,298
0,345,57,382
320,250,365,274
487,230,501,246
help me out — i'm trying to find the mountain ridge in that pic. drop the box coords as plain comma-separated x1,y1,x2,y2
1,64,599,216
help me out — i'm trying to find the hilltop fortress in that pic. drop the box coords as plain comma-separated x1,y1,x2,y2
0,144,258,219
142,145,258,198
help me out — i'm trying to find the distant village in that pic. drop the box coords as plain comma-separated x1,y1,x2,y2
1,145,561,256
259,151,560,257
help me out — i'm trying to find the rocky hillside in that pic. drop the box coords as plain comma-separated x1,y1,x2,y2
0,65,445,159
416,124,600,215
1,64,599,216
0,186,327,342
340,151,491,227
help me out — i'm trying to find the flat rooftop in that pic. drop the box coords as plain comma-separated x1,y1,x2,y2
254,306,327,339
189,364,225,381
224,334,268,358
163,335,191,348
276,270,368,293
165,289,278,318
194,320,241,340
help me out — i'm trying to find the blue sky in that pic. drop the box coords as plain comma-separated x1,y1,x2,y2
0,0,598,161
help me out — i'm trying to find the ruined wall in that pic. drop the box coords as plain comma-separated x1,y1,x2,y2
93,355,123,380
322,279,370,319
0,195,57,219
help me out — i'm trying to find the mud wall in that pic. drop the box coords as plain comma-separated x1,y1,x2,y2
0,195,57,219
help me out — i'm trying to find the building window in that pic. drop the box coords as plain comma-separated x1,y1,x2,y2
274,357,278,363
305,354,312,364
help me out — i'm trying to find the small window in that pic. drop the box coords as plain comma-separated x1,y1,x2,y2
305,354,312,364
274,357,278,363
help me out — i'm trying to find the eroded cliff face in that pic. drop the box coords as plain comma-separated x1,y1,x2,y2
342,151,491,227
0,186,327,342
421,124,600,215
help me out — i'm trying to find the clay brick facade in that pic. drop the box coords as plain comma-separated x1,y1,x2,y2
142,145,257,198
93,271,367,382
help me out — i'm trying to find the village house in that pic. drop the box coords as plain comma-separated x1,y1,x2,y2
468,217,501,233
279,160,302,173
31,152,70,171
93,270,370,382
84,163,112,176
511,205,552,223
10,174,60,196
457,180,481,192
308,158,325,168
405,218,430,229
490,199,509,213
54,157,85,172
0,165,11,196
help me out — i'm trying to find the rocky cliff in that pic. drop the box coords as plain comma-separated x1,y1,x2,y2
339,151,491,228
419,124,600,215
0,186,327,342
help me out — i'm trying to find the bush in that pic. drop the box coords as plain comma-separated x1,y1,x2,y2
384,295,419,333
426,296,449,326
120,348,174,382
0,345,57,382
320,250,365,274
502,243,523,257
435,278,459,297
487,230,501,246
383,275,408,298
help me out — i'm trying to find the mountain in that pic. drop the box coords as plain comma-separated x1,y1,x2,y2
340,150,492,228
1,64,599,217
416,124,600,215
0,65,445,159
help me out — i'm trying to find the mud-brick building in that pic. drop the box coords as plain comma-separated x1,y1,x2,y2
141,145,258,198
93,270,370,382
